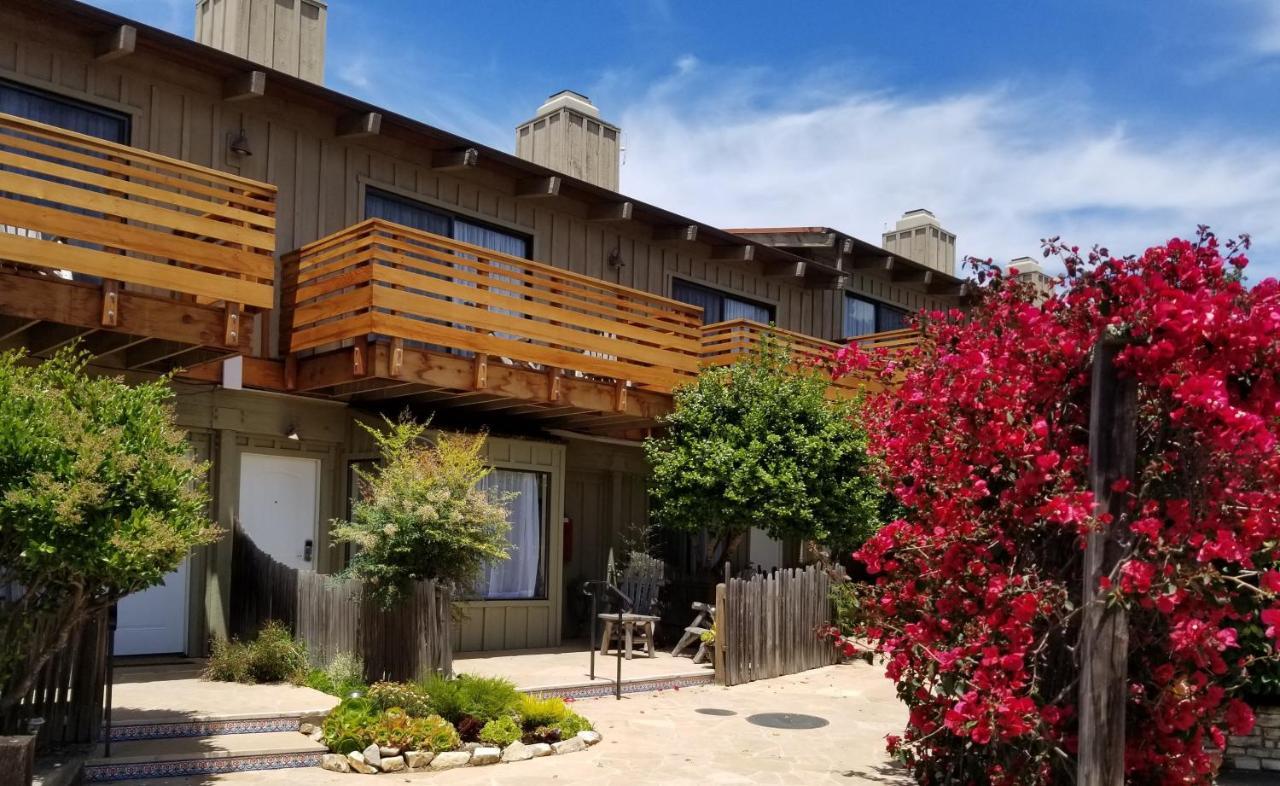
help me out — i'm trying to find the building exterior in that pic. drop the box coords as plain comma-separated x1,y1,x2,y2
0,0,967,656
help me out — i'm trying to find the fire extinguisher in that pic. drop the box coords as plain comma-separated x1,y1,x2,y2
562,515,573,563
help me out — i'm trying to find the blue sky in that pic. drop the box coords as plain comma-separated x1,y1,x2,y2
102,0,1280,278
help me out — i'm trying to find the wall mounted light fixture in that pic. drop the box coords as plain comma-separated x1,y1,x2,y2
228,128,252,157
285,425,300,441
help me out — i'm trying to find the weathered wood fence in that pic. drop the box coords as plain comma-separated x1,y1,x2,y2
715,565,838,686
0,609,109,752
230,531,452,681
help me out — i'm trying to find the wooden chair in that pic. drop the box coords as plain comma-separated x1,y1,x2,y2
599,552,664,659
670,601,715,664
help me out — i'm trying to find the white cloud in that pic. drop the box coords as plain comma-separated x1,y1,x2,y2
615,65,1280,280
1243,0,1280,55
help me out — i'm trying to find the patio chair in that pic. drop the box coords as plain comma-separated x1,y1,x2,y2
671,600,715,663
599,552,664,659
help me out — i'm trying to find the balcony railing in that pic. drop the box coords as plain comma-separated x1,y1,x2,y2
0,111,276,311
283,219,704,392
700,320,922,394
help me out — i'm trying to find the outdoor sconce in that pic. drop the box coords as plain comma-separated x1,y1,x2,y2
228,128,252,157
607,247,624,269
285,424,300,441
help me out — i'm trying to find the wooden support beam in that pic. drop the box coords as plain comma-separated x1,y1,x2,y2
352,336,368,377
125,339,204,369
389,337,404,378
94,25,136,62
25,323,94,356
832,237,854,271
588,201,634,222
710,245,755,263
892,265,934,285
763,260,806,279
804,273,848,290
613,380,629,412
473,353,489,389
654,224,698,244
337,111,381,139
432,147,479,172
928,277,967,297
0,316,38,343
223,302,242,347
515,176,562,199
547,366,562,403
80,330,151,360
223,70,266,102
100,280,119,327
284,354,298,391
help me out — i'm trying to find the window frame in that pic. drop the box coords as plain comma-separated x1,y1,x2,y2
363,186,533,259
670,278,776,326
0,77,132,143
842,292,910,339
470,467,552,602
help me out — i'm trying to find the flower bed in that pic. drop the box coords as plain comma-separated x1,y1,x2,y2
302,674,600,774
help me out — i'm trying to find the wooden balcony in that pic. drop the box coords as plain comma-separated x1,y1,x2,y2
700,320,921,396
282,219,703,433
0,111,276,371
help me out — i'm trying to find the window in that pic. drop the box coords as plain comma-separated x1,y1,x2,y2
473,469,549,600
843,293,910,338
671,280,774,325
364,188,530,257
0,79,129,142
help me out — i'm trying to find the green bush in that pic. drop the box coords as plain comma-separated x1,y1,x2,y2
367,681,433,717
515,694,571,729
321,697,378,755
303,652,367,697
555,712,593,739
320,699,461,755
331,418,515,607
418,673,521,725
203,621,308,684
479,716,521,747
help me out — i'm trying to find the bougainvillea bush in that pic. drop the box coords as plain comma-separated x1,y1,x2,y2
830,230,1280,784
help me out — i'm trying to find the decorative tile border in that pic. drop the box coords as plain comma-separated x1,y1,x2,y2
107,716,302,742
524,671,715,701
84,751,322,782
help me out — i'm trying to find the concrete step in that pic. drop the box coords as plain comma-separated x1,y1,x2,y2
84,731,326,782
108,709,330,742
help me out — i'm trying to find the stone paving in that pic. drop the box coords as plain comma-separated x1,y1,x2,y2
115,661,911,785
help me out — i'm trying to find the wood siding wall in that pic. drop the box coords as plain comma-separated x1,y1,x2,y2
0,5,947,359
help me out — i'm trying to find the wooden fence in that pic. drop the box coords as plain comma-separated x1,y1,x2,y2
0,609,109,752
230,531,452,682
715,565,838,686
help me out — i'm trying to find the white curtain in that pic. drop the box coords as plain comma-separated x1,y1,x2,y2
476,470,544,599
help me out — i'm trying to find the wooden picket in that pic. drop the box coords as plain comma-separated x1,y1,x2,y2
716,565,837,687
230,531,452,682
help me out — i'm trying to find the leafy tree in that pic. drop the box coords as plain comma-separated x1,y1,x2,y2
0,348,216,724
332,417,513,607
644,335,885,563
831,230,1279,784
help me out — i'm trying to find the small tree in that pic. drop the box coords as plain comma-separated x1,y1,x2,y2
0,348,216,725
332,417,513,607
644,336,884,566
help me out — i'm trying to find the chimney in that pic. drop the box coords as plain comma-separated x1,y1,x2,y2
515,91,621,191
882,209,957,276
1009,256,1055,300
195,0,327,84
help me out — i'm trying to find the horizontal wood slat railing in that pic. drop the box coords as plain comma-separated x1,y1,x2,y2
284,219,705,392
851,326,922,354
699,318,870,394
0,111,276,309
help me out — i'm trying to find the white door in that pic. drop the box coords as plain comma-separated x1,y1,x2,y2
748,527,785,572
115,558,189,656
238,453,320,570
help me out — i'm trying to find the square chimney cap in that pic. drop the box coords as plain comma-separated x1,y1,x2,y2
536,90,601,119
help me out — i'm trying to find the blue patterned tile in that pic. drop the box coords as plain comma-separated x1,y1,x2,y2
84,751,322,782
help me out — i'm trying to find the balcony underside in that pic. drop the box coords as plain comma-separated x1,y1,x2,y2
0,267,253,372
290,340,671,436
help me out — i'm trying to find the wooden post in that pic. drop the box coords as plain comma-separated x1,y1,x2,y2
1078,336,1137,786
714,581,727,686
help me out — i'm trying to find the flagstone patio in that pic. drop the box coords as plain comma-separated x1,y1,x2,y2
453,641,713,696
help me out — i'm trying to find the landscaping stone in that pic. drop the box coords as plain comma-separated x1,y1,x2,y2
362,743,382,769
461,741,481,752
404,751,434,769
309,727,324,743
470,746,500,765
552,736,587,755
299,723,315,735
379,755,406,773
578,730,602,746
429,751,472,770
320,754,350,773
527,743,554,758
346,752,377,775
501,742,534,763
378,746,400,758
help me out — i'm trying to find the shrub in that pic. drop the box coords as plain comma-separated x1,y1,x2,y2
831,230,1280,784
406,714,460,753
554,712,592,739
479,716,521,747
516,694,571,729
644,335,884,569
527,725,561,744
321,697,378,755
367,681,432,717
304,652,367,697
331,417,514,607
204,621,308,684
418,673,521,725
373,708,460,752
0,348,217,724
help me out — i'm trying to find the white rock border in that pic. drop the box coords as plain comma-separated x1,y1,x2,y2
314,729,602,774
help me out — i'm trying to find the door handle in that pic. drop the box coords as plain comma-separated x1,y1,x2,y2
303,539,313,562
